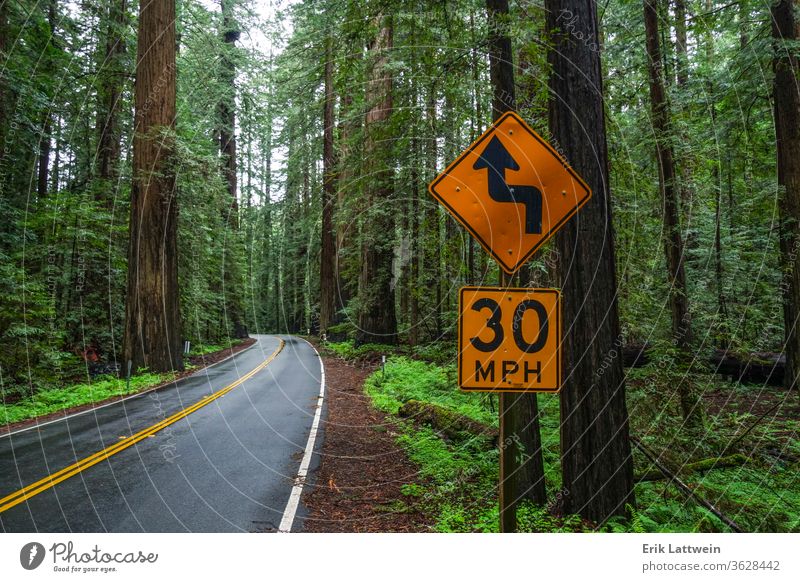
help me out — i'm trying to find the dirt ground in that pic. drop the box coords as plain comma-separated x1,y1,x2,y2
301,353,431,532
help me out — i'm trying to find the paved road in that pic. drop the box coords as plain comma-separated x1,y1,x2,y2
0,335,324,532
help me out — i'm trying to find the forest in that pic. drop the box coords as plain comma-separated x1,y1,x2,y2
0,0,798,532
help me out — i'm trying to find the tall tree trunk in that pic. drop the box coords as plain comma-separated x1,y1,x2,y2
218,0,247,338
423,84,441,341
0,0,7,167
546,0,634,522
673,0,688,88
356,16,397,345
319,35,337,336
335,56,360,318
123,0,182,373
37,0,58,201
96,0,127,187
703,0,727,345
409,134,420,345
773,0,800,390
486,0,546,510
219,0,239,226
644,0,692,349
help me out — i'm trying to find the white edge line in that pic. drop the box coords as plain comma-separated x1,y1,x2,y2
278,338,326,533
0,336,262,440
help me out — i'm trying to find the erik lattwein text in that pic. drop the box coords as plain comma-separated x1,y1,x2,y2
644,544,721,554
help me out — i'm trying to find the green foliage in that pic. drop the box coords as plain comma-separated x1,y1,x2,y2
0,372,169,425
362,353,799,533
365,356,494,425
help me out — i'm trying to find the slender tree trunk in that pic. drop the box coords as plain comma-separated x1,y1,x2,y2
335,67,359,317
37,115,51,200
673,0,688,87
644,0,693,356
424,85,441,340
96,0,127,187
218,0,247,338
547,0,634,522
219,0,239,226
37,0,58,201
356,15,397,345
319,35,337,336
409,135,420,345
0,0,7,166
702,1,727,346
123,0,182,373
773,0,800,390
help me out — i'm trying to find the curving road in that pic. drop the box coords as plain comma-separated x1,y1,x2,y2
0,335,324,532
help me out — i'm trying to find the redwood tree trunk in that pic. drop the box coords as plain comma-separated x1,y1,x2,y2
37,0,57,200
356,16,397,345
546,0,634,522
773,0,800,390
319,35,337,336
218,0,247,338
644,0,699,423
644,0,692,353
96,0,127,186
122,0,182,373
219,0,239,225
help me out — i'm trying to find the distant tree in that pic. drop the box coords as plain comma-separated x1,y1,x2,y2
356,14,397,345
319,34,337,336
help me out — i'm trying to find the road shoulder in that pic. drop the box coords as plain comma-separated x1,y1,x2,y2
300,350,431,532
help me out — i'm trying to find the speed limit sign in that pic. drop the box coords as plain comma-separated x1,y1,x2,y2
458,287,561,392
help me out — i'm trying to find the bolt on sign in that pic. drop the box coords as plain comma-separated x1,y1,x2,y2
428,111,591,274
458,287,561,392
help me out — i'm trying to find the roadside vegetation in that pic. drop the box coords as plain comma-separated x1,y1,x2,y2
324,341,800,533
0,339,251,427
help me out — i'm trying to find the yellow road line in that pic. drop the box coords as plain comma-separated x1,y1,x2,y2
0,339,285,514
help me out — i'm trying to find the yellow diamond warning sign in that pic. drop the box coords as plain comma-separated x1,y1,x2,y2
428,111,591,274
458,287,561,393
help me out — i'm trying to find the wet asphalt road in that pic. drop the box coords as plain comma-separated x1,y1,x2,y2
0,335,323,532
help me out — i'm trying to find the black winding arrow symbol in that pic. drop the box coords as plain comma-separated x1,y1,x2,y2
472,135,542,235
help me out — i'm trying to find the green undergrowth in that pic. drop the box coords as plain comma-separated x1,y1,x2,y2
361,349,800,533
324,341,407,362
188,343,227,356
364,355,578,532
188,337,249,357
0,339,254,426
0,372,170,425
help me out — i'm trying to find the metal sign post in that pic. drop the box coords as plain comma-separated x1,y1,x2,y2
428,110,588,533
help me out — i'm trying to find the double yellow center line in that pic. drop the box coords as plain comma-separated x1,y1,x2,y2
0,339,285,514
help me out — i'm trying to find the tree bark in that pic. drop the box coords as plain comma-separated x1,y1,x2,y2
773,0,800,390
320,35,337,336
96,0,127,187
644,1,693,348
356,15,397,345
673,0,688,88
219,0,239,226
123,0,182,373
546,0,635,522
218,0,247,338
37,0,58,201
423,84,442,341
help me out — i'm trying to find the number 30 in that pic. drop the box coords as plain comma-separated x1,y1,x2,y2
470,298,549,353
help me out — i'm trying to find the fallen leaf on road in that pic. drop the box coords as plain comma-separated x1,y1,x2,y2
328,477,341,493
